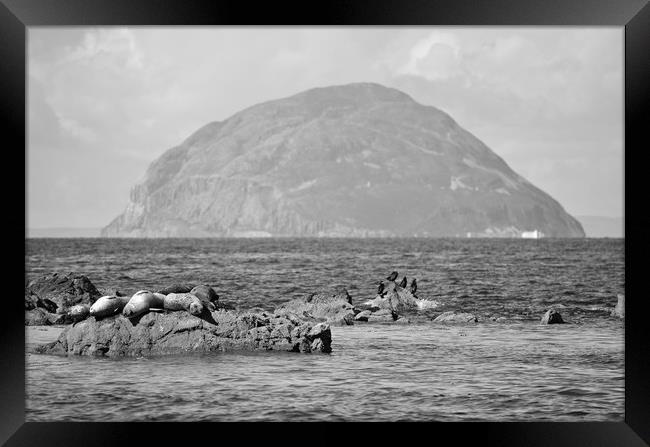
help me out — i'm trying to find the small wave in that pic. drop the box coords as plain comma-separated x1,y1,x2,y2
416,299,439,310
361,298,439,310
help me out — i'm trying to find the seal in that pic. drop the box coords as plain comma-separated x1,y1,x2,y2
163,293,203,316
68,304,90,322
189,285,218,311
156,284,195,295
90,295,131,318
122,290,165,318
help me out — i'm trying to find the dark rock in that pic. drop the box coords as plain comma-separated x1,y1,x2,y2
611,294,624,318
541,309,564,324
33,309,332,357
156,284,195,295
276,288,356,326
433,311,479,323
25,273,101,317
25,292,38,310
25,291,66,314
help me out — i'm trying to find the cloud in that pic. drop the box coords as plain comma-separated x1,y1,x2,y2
398,31,463,81
27,27,623,228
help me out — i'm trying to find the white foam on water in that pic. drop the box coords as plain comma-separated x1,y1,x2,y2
415,299,440,310
362,298,440,310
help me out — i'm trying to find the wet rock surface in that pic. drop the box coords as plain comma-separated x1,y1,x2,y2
276,287,356,326
541,309,565,324
25,273,102,325
33,309,332,357
365,281,419,313
433,311,479,323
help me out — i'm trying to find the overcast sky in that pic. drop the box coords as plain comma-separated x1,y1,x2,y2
27,27,623,229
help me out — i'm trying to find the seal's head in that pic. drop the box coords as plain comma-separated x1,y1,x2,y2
189,302,203,316
122,303,135,317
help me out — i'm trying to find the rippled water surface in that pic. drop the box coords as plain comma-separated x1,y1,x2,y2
25,238,624,421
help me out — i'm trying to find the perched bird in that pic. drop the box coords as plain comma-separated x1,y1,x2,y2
386,271,399,281
410,278,418,295
399,276,408,288
377,281,385,296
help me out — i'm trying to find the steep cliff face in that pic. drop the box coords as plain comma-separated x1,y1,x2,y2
102,83,584,238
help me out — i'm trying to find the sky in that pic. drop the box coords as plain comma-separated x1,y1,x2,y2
27,27,623,229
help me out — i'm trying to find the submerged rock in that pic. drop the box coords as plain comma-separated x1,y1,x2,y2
433,311,479,323
276,287,356,326
366,308,398,322
611,294,624,319
541,309,564,324
25,273,101,320
33,309,332,357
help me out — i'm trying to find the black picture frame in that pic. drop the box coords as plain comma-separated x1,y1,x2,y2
3,0,648,445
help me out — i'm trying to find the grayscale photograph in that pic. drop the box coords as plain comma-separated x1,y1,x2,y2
25,27,624,421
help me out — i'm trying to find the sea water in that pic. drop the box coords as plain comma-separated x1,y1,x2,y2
25,238,624,421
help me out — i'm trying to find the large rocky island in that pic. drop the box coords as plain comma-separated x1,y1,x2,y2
102,82,584,238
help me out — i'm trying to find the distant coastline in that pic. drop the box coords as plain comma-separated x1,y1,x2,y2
28,217,623,239
27,227,102,238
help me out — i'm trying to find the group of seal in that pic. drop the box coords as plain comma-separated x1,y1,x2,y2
81,284,220,321
379,271,418,297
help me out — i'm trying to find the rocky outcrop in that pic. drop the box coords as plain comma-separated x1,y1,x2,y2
365,281,420,313
26,273,101,312
25,308,66,326
611,294,624,318
102,82,585,238
33,309,332,357
433,311,479,323
25,273,102,325
541,309,564,324
276,287,356,326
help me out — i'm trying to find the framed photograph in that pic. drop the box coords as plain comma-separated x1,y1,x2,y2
4,0,648,445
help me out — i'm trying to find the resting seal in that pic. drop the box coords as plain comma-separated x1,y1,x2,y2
122,290,165,318
90,295,131,318
163,293,203,316
156,284,194,295
189,285,218,311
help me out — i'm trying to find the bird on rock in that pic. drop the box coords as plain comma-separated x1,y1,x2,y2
410,278,418,295
377,281,385,296
386,271,398,281
399,276,408,288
